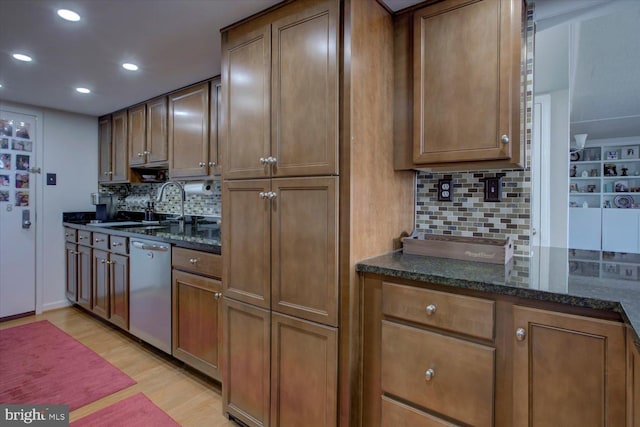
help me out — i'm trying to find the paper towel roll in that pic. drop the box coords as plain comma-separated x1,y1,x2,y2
184,182,214,195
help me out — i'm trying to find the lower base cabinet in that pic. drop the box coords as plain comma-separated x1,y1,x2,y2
223,298,338,427
361,274,628,427
172,269,222,380
109,252,129,330
513,306,626,427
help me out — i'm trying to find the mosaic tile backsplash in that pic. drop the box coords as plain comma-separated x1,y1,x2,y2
413,2,535,258
100,180,221,218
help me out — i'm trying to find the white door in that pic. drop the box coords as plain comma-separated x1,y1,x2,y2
0,109,37,318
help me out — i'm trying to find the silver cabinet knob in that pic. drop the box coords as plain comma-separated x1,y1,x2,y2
100,259,106,264
214,292,222,299
111,242,121,247
199,161,206,167
267,191,277,199
143,151,150,155
106,260,115,265
259,157,268,165
208,161,216,167
189,258,199,265
424,368,435,382
259,192,268,199
137,152,143,157
78,236,87,240
267,156,277,164
94,238,105,243
516,327,527,341
501,134,510,144
65,233,71,237
425,304,437,315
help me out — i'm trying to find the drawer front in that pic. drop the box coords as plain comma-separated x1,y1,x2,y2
92,232,109,250
381,321,494,427
173,247,221,278
382,281,495,340
381,396,458,427
78,230,92,245
64,227,77,243
110,235,128,254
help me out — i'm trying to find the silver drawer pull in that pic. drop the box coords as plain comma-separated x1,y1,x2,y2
424,368,435,382
425,304,437,315
111,242,121,247
95,238,105,243
78,236,87,240
100,259,106,264
189,258,199,265
515,327,527,341
214,292,222,299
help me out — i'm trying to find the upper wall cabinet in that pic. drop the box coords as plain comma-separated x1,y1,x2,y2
168,82,211,179
99,111,129,183
209,77,222,176
222,0,339,180
129,97,169,167
395,0,524,170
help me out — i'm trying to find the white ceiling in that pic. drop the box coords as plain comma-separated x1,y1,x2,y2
0,0,419,118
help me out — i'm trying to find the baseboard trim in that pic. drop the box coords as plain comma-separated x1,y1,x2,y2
42,299,72,312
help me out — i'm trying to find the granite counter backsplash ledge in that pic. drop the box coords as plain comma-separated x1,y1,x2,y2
356,248,640,347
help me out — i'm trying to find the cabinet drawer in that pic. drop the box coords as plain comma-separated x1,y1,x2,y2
381,321,494,427
173,247,221,278
64,227,77,243
382,281,494,340
381,396,457,427
110,235,128,255
92,232,109,250
77,230,91,245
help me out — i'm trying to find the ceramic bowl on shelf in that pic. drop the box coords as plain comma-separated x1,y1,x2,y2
614,194,634,208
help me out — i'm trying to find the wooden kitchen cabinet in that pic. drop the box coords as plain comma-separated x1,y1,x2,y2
64,229,92,310
98,110,129,183
628,329,640,427
109,252,129,330
394,0,524,170
129,97,169,167
223,177,339,325
76,244,92,310
223,298,271,427
65,241,77,302
172,247,223,380
221,0,338,180
270,312,337,427
128,103,146,166
512,305,626,427
93,248,110,320
209,77,222,176
168,82,210,179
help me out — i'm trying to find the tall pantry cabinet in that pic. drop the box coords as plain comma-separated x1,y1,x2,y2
221,0,415,426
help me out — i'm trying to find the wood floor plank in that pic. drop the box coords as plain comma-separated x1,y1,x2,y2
0,306,236,426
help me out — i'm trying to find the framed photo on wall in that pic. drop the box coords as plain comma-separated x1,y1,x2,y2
621,146,639,159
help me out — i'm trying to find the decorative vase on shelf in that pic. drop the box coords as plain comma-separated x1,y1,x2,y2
570,165,577,177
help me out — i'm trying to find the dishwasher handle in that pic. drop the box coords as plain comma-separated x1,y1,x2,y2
131,241,170,252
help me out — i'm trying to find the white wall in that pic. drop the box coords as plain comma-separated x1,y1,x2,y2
1,101,98,312
549,89,570,247
41,108,98,310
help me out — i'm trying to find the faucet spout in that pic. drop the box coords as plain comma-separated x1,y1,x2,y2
156,181,186,232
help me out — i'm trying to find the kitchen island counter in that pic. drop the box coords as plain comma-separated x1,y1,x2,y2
357,247,640,346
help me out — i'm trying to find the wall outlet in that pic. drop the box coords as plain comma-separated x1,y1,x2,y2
437,179,453,202
46,173,57,185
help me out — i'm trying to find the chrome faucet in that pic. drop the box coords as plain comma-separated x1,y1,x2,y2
156,181,186,232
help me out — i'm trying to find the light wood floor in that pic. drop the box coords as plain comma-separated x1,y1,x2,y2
0,306,236,426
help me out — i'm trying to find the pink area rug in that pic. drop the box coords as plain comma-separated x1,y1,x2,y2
0,320,136,410
71,393,179,426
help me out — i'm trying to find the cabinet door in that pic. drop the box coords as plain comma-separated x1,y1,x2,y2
223,180,271,309
271,177,338,326
222,298,271,427
512,306,626,427
172,270,222,380
569,207,602,250
222,24,271,180
168,82,210,179
65,242,77,301
602,209,640,253
109,253,129,330
77,245,92,309
111,109,129,182
146,96,168,164
412,0,521,165
270,0,338,177
92,249,110,319
128,103,146,166
209,78,222,176
98,115,112,183
628,328,640,427
271,312,337,427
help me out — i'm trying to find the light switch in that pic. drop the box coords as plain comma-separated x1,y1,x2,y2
438,179,453,202
483,177,503,202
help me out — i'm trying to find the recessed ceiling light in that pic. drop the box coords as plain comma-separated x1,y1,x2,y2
122,63,139,71
12,53,33,62
0,84,3,88
57,9,81,22
76,87,91,94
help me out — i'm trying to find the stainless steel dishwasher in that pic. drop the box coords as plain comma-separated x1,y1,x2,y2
129,238,172,354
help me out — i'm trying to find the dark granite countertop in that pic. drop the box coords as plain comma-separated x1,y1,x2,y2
356,247,640,346
63,220,221,254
